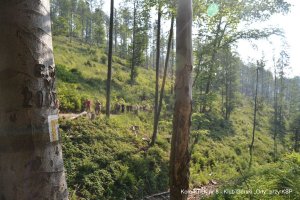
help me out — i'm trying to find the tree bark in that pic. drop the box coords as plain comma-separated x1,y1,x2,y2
0,1,68,199
249,66,259,169
170,0,193,199
106,0,114,118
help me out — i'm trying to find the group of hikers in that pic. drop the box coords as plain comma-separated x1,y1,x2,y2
84,99,102,115
83,99,152,115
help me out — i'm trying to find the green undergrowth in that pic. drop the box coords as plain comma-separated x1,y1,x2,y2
206,152,300,200
53,36,171,113
60,113,171,200
54,36,298,199
189,97,286,187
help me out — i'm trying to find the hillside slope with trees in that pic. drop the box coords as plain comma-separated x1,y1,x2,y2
54,34,300,199
49,0,300,199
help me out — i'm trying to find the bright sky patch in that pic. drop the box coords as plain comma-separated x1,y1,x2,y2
207,3,219,17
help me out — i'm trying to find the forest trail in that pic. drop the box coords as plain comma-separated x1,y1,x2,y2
59,112,88,120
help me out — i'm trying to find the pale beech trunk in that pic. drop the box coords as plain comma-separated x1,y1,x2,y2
170,0,193,199
0,1,68,199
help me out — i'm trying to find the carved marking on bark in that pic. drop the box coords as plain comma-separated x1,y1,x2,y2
55,146,59,156
22,86,33,108
35,64,46,78
34,63,56,108
36,91,44,108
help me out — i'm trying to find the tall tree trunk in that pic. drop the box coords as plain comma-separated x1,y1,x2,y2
249,66,259,169
81,10,85,43
114,8,117,53
295,130,299,152
130,1,137,85
146,42,149,69
225,77,230,120
151,15,174,146
171,36,175,94
201,19,224,112
170,0,193,199
69,12,73,43
106,0,114,118
153,5,162,142
273,68,278,161
0,1,68,199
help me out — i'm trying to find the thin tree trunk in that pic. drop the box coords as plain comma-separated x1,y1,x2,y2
130,1,137,85
170,0,193,199
0,1,68,199
249,67,259,169
81,10,85,43
69,12,73,43
295,130,299,152
151,15,174,146
114,8,117,53
106,0,114,117
171,36,175,94
202,19,224,112
273,69,278,161
153,5,161,141
146,42,149,69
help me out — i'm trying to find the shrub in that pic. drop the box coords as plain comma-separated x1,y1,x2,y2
100,55,107,64
56,64,81,83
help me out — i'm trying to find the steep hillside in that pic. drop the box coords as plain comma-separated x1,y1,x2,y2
190,97,285,186
53,36,172,113
53,37,299,200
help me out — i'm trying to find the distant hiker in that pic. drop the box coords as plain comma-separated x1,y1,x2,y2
121,104,125,113
95,100,101,115
85,99,91,112
114,103,121,114
133,105,139,114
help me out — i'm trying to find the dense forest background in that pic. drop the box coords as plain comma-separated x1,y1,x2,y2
50,0,300,199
